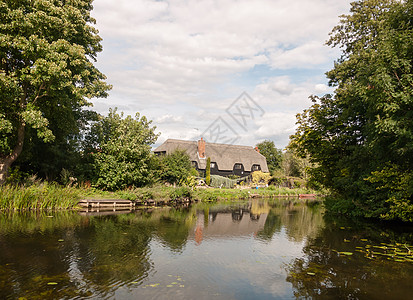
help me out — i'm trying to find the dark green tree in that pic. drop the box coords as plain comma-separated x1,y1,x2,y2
256,140,283,173
85,108,158,190
0,0,111,184
15,109,99,182
206,157,211,185
159,149,193,185
290,0,413,221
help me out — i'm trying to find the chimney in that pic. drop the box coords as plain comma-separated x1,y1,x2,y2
198,138,206,158
255,146,260,153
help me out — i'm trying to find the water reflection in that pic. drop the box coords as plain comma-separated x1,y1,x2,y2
286,214,413,299
1,199,411,299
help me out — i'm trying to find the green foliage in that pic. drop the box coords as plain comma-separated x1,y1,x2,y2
282,149,310,179
0,0,111,181
206,157,211,185
86,108,158,190
365,164,413,222
4,166,29,185
17,108,100,181
251,171,272,185
60,168,76,186
181,175,198,188
256,140,283,172
169,186,192,201
158,149,194,185
290,0,413,222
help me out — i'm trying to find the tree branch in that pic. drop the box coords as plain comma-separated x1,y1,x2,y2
33,82,48,103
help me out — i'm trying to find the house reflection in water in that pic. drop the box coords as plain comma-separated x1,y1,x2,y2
191,203,269,245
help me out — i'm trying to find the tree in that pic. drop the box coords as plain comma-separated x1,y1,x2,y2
282,149,310,179
0,0,111,184
85,108,158,190
206,157,211,185
159,149,193,185
290,0,413,221
256,140,283,173
15,109,100,182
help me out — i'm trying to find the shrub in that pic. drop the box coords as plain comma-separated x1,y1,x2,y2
169,186,192,201
251,171,271,185
160,150,194,184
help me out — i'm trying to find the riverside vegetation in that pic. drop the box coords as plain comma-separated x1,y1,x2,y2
1,0,412,222
0,179,319,211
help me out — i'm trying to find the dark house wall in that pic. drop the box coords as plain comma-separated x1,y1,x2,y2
193,162,255,177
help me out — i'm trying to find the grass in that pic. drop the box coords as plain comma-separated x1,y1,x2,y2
0,183,81,210
78,184,322,203
0,182,323,210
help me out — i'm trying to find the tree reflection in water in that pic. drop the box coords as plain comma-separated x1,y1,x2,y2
0,208,196,299
256,200,324,242
285,214,413,299
2,200,410,299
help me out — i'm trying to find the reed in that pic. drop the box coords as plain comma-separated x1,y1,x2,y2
0,183,81,210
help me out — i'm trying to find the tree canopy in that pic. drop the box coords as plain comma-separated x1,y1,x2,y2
156,149,195,185
290,0,413,222
85,108,159,190
0,0,111,183
256,140,282,173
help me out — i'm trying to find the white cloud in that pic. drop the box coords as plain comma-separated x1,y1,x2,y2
314,83,329,93
155,114,183,124
90,0,352,147
269,42,334,69
254,112,298,146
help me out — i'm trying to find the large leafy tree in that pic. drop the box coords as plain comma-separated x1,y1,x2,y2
0,0,110,183
290,0,413,221
85,108,159,190
256,140,283,173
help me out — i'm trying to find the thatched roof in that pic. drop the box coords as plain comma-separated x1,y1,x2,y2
154,139,269,172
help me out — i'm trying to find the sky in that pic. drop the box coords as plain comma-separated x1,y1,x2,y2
90,0,352,149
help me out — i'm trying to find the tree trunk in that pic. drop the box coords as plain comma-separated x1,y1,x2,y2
0,122,25,185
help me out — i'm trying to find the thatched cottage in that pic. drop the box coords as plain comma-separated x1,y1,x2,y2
154,138,269,176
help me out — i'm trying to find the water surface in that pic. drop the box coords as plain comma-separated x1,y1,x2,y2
0,199,412,299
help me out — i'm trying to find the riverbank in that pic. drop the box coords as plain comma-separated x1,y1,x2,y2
0,183,323,210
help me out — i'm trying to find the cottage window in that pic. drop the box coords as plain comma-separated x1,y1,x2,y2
210,162,216,168
252,164,261,171
234,163,243,170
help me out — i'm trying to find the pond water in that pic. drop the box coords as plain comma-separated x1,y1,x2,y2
1,199,413,299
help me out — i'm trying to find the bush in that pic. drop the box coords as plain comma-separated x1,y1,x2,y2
180,175,198,188
169,186,192,201
86,108,158,191
160,150,195,184
251,171,271,185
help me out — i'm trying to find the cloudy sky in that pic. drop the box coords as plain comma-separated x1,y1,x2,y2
90,0,352,148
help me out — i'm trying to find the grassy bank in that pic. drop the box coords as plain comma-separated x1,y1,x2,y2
0,183,323,210
82,185,320,202
0,183,81,210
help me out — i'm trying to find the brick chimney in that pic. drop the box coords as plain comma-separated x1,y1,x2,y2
198,138,206,158
255,146,260,153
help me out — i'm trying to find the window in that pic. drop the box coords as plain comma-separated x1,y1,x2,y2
234,163,243,170
252,164,261,171
210,162,216,168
